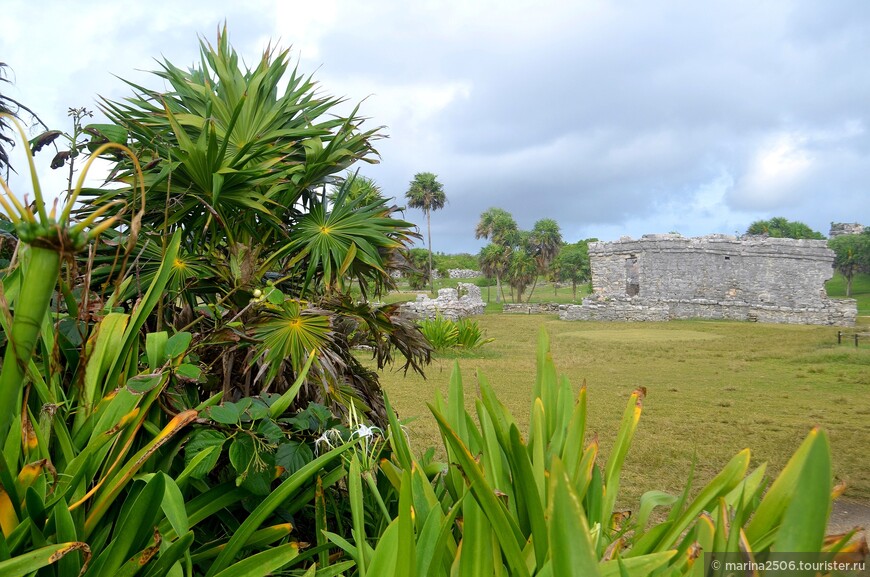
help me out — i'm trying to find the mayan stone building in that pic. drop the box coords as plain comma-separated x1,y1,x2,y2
560,234,857,325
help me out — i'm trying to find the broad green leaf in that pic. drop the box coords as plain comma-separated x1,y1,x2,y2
165,332,192,359
771,429,832,558
211,542,300,577
548,457,601,577
0,542,90,577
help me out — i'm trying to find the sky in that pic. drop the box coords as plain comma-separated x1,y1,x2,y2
2,0,869,253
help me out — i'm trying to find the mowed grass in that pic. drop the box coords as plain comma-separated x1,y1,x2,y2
371,314,870,509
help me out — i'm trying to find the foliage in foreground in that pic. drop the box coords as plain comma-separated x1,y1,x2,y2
338,329,866,576
0,121,354,576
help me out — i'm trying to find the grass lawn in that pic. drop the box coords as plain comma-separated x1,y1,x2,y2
827,271,870,315
371,314,870,509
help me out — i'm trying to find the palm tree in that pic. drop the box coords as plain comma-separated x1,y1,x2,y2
475,207,519,247
478,242,511,303
405,172,446,294
526,218,562,302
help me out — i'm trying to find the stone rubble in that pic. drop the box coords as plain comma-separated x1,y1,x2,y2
398,283,486,320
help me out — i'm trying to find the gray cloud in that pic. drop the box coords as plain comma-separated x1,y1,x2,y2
3,0,869,253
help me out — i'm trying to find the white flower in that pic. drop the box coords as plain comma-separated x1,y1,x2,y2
352,424,382,439
313,428,343,455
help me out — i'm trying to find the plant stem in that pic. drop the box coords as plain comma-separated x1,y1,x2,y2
0,246,60,441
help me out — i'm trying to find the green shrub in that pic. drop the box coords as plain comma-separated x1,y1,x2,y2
455,317,495,349
419,316,493,351
433,252,479,270
418,315,459,349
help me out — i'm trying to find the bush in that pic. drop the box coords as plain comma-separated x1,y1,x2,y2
419,316,493,351
433,252,479,270
455,317,495,349
418,315,459,349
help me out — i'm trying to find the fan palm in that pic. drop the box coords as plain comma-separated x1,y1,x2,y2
475,207,519,247
405,172,446,294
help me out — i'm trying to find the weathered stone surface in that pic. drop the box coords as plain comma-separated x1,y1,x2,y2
560,234,857,326
398,283,485,320
447,269,482,279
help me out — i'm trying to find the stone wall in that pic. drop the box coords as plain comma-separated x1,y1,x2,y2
560,234,857,326
398,283,485,320
503,303,566,314
447,269,482,279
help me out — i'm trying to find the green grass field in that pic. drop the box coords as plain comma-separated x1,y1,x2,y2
827,271,870,315
371,314,870,510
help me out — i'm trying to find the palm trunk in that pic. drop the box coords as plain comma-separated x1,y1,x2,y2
427,209,434,296
495,273,502,303
526,275,539,303
846,274,852,297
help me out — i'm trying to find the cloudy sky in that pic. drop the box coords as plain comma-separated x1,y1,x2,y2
2,0,869,253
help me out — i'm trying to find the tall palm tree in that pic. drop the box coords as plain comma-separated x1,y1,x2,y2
405,172,446,294
526,218,562,302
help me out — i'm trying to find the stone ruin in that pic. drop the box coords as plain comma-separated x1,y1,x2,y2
829,222,865,238
560,234,857,326
446,268,482,279
399,283,486,320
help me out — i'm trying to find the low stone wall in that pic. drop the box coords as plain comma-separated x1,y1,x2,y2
503,303,566,314
398,283,485,320
560,296,858,325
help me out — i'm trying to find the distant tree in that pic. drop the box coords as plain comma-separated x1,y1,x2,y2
526,218,562,301
828,233,870,297
434,252,478,270
746,217,824,240
404,247,432,290
405,172,446,294
478,243,512,302
554,240,594,300
475,207,519,247
508,249,537,303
